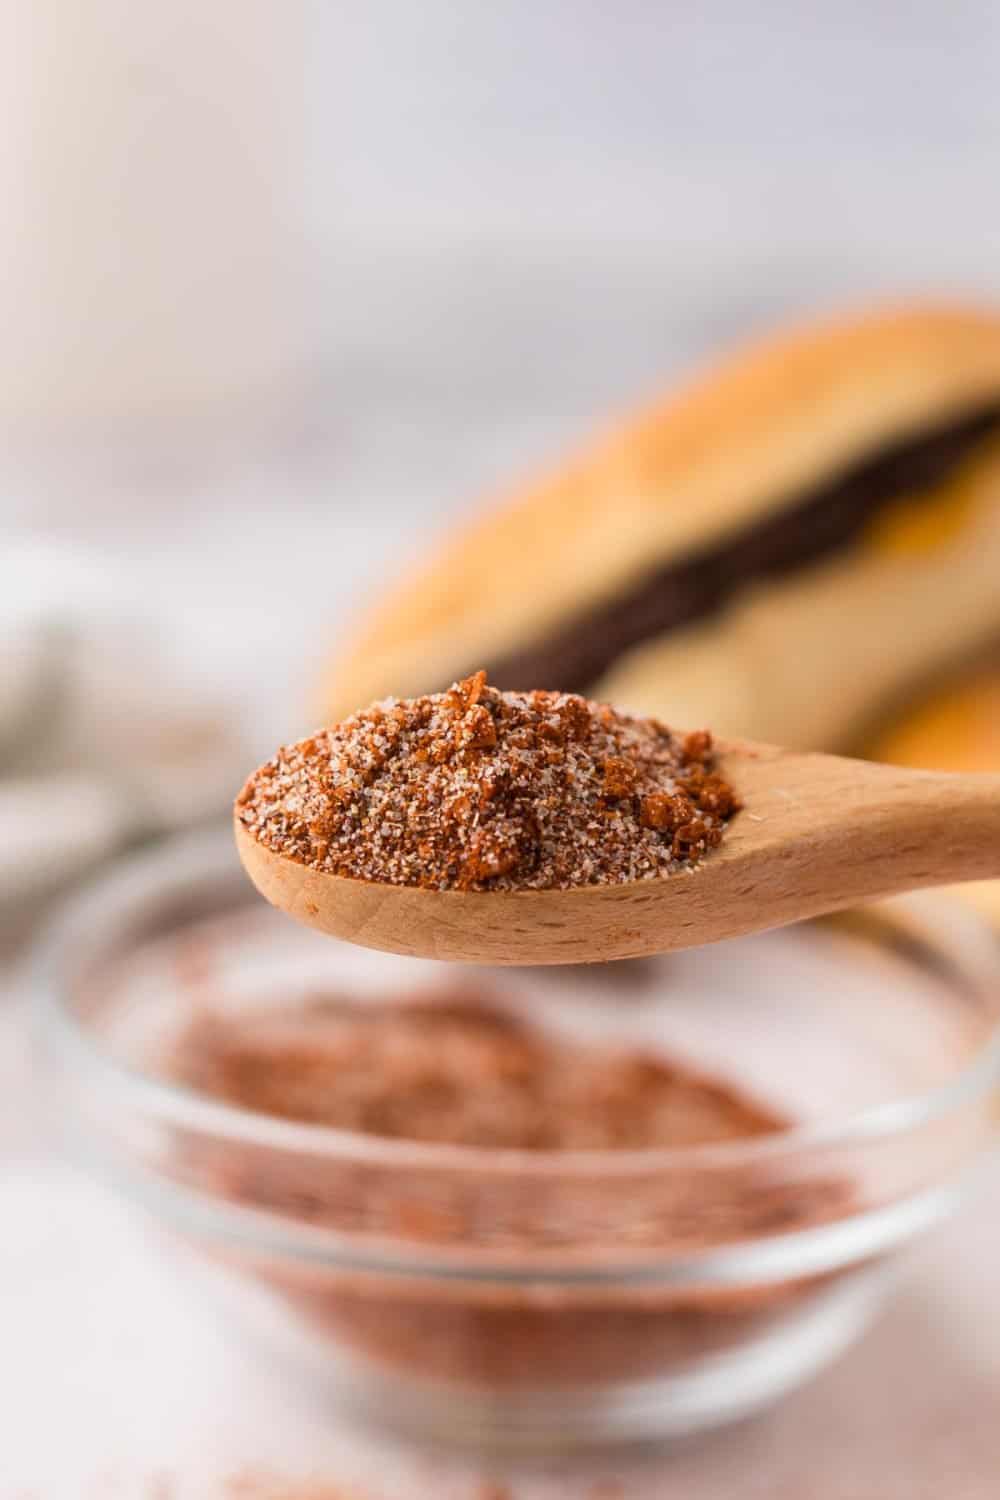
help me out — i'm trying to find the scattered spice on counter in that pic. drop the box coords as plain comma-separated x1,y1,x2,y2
236,672,739,891
108,1470,624,1500
225,1475,521,1500
226,1477,356,1500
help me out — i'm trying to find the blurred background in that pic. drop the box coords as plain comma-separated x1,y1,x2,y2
5,2,1000,750
4,3,1000,1494
5,1,1000,923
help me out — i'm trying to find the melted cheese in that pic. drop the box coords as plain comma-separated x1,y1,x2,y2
596,446,1000,753
867,649,1000,930
870,671,1000,774
866,435,1000,557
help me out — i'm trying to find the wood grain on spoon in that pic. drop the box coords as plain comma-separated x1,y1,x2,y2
235,739,1000,965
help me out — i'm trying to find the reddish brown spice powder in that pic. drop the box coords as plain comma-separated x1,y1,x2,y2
163,985,854,1393
170,988,783,1151
225,1478,354,1500
236,672,739,891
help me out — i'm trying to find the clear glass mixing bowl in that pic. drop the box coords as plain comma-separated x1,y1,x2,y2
32,832,1000,1449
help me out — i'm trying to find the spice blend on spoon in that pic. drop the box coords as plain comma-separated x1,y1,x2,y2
236,671,739,891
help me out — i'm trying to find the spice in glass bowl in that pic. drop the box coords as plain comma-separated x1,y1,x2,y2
159,968,855,1400
169,986,785,1151
235,672,739,891
48,835,1000,1445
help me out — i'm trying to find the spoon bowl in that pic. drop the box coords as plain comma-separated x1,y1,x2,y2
236,738,1000,965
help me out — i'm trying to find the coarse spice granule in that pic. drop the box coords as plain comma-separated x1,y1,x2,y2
236,672,739,892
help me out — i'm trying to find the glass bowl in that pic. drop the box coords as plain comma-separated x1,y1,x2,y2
32,831,1000,1450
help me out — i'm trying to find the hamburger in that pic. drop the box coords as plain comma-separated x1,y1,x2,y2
324,301,1000,756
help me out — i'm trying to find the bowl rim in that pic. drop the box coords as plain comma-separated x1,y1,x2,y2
30,828,1000,1180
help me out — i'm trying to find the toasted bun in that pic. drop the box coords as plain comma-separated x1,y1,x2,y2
594,437,1000,747
867,660,1000,925
323,300,1000,741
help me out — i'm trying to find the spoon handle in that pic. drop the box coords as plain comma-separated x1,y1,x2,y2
722,745,1000,912
868,767,1000,884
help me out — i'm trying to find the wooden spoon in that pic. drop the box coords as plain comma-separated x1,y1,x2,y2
235,739,1000,965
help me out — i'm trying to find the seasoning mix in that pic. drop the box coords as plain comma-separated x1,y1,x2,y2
236,673,739,891
161,986,852,1396
203,679,848,1410
170,987,784,1151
